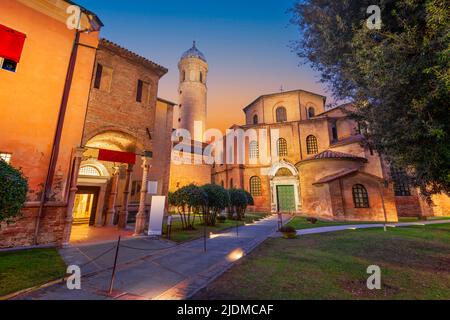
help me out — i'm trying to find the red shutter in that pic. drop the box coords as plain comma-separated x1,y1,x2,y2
98,149,136,164
0,24,26,63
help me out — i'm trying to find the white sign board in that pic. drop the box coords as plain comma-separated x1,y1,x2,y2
147,196,166,236
147,181,158,194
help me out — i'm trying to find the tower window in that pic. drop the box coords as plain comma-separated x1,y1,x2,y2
307,106,315,118
136,80,150,104
200,71,203,83
253,114,258,125
249,141,259,159
306,135,318,154
276,107,287,122
182,70,186,81
352,184,369,208
277,138,288,157
250,176,262,196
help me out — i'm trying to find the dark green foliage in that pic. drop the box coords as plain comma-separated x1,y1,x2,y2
217,215,226,223
229,189,250,221
0,160,28,225
201,184,230,226
291,0,450,200
170,184,207,230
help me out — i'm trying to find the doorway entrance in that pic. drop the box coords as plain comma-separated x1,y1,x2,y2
276,185,296,212
72,186,99,226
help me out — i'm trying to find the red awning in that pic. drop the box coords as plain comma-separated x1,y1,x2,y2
0,24,26,63
98,149,136,164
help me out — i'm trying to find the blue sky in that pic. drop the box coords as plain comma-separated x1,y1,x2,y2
76,0,330,130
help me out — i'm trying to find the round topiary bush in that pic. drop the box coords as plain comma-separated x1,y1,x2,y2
0,160,28,225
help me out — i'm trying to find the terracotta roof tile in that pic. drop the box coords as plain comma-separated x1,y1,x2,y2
305,150,367,162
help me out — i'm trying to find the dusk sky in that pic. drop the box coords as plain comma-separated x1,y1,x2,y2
76,0,330,131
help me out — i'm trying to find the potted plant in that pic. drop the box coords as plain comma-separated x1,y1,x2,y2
279,225,297,239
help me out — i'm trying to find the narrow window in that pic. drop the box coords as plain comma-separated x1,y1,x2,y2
306,135,318,154
136,79,143,102
253,114,258,125
277,138,288,157
249,141,259,159
308,107,315,118
200,71,203,83
94,63,103,89
250,176,262,196
276,107,287,122
221,180,224,187
332,123,338,141
230,178,234,189
352,184,369,208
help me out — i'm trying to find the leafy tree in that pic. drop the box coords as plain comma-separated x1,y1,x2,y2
229,189,250,221
291,0,450,199
0,160,28,226
201,184,229,226
170,184,207,230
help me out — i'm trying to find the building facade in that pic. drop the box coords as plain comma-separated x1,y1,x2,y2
0,0,102,248
212,90,450,221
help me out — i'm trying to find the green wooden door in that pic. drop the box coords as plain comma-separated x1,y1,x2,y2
276,185,295,212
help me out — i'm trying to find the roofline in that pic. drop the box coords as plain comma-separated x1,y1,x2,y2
99,39,168,77
157,97,177,106
242,89,327,112
313,169,384,185
296,155,367,166
316,102,354,116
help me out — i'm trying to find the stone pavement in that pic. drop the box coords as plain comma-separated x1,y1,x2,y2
294,220,450,236
16,214,286,300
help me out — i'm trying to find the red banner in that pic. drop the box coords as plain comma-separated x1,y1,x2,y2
0,24,26,63
98,149,136,164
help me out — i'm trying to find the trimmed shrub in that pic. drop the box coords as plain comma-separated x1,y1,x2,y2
306,217,318,224
170,184,207,230
279,225,297,239
217,215,226,223
201,184,230,226
229,189,249,221
0,160,28,225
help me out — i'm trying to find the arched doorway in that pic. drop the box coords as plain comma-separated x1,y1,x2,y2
69,130,141,244
269,161,301,213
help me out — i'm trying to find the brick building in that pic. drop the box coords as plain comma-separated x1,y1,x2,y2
0,0,102,248
212,90,450,221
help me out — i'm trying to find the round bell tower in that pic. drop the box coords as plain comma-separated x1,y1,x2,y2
178,41,208,141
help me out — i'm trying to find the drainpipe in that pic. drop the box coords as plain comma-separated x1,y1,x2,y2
33,30,81,245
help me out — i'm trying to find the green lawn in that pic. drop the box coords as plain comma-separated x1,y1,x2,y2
0,248,66,297
193,223,450,300
163,212,270,243
286,216,380,229
286,216,450,230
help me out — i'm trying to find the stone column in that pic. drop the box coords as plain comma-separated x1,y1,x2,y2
118,164,133,229
105,166,120,226
134,157,150,235
62,147,84,246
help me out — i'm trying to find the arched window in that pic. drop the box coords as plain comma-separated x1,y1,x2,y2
308,107,315,118
253,114,258,125
79,165,101,176
275,107,287,122
249,141,259,159
200,71,203,83
250,176,262,196
230,178,234,189
306,135,318,154
352,184,369,208
277,138,288,157
331,122,338,141
182,70,186,81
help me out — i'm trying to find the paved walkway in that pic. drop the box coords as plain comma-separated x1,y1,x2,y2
16,214,285,300
295,220,450,236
